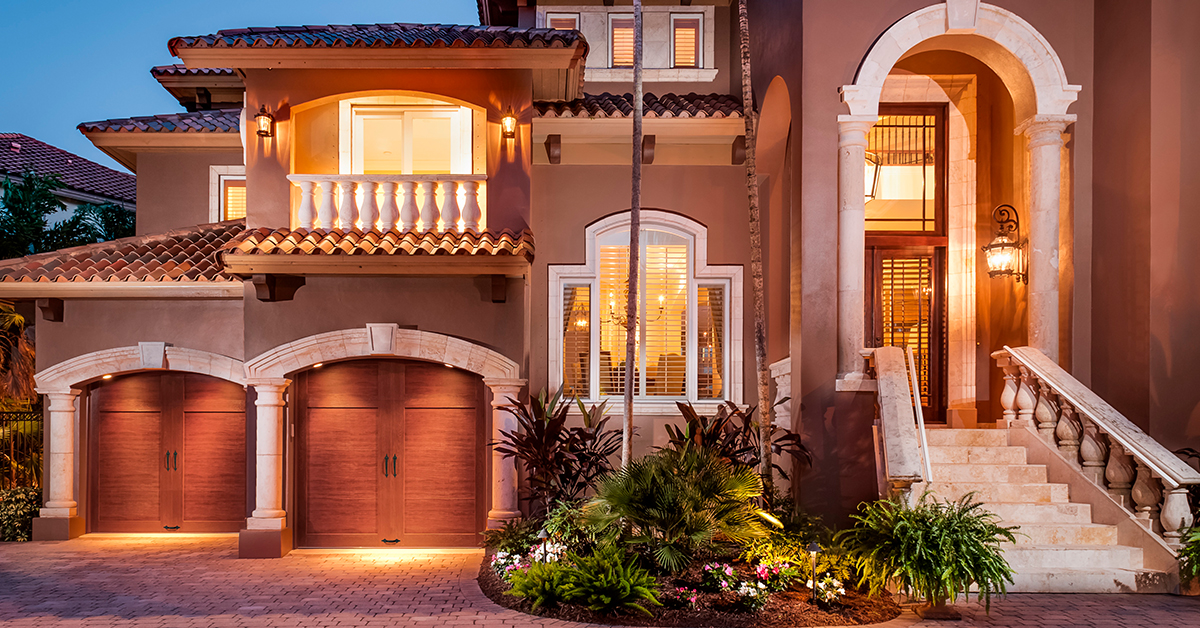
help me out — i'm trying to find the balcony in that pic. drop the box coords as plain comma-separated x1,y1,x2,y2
288,174,487,232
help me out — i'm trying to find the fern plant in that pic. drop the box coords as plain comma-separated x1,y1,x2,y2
836,492,1017,611
482,518,539,555
565,544,661,617
1179,526,1200,584
506,561,573,612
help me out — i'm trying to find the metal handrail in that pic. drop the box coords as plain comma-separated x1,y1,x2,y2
905,346,934,483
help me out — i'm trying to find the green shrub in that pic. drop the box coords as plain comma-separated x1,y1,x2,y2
740,529,855,582
542,500,595,553
507,560,573,611
836,493,1017,611
585,448,774,573
1180,526,1200,584
565,544,661,617
482,518,539,555
0,487,40,542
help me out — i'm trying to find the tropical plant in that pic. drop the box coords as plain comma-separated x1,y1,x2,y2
620,0,645,468
482,518,539,555
506,560,573,612
664,402,811,479
0,487,40,541
565,544,660,617
0,410,42,489
542,499,596,553
1,172,136,261
740,528,854,582
1179,525,1200,584
584,447,775,572
836,493,1017,611
0,301,35,405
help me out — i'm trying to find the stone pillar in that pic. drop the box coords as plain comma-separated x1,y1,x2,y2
837,116,876,380
1016,115,1074,363
241,378,292,558
484,378,526,527
32,388,85,540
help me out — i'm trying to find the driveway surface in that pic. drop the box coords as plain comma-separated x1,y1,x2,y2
1,535,1198,627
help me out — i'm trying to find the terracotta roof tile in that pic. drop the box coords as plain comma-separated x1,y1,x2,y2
0,221,245,283
224,227,534,258
0,133,136,203
169,23,584,55
535,92,744,119
78,109,240,134
150,65,236,77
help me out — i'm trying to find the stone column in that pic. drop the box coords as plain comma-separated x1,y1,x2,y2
837,116,876,379
32,388,84,540
247,379,290,527
484,378,526,527
1016,115,1075,363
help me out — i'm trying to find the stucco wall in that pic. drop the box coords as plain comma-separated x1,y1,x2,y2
135,150,243,235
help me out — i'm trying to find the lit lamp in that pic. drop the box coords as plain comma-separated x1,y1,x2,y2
864,152,881,201
501,108,517,140
982,204,1027,283
807,541,821,604
254,105,274,138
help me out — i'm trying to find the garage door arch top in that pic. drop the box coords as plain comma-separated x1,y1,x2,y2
35,343,246,394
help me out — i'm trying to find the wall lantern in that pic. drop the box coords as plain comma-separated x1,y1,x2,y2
982,204,1027,283
501,108,518,140
255,105,275,138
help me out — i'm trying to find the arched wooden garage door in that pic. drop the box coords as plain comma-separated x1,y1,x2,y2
89,372,248,532
294,359,485,548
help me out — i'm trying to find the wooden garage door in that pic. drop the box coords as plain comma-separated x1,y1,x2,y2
295,359,485,548
90,372,247,532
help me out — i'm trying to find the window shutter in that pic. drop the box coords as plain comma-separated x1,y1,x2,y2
642,243,688,397
611,17,635,68
672,17,701,68
562,285,590,398
547,14,579,30
697,286,724,399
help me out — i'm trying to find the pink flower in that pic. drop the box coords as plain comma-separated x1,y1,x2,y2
724,566,734,576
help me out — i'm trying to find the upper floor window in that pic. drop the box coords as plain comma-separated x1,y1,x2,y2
671,15,701,68
864,107,945,234
609,15,635,68
209,165,246,221
349,105,473,175
546,12,579,30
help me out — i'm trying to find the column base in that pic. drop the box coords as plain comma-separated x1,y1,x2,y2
238,527,293,558
486,511,522,529
32,516,85,541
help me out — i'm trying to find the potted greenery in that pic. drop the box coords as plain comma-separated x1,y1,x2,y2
836,492,1017,619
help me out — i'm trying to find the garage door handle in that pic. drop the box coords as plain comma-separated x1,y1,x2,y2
164,526,180,531
392,455,397,478
381,539,400,544
173,451,178,471
165,452,170,470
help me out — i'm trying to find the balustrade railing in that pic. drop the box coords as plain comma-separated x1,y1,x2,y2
287,174,487,232
871,346,929,504
994,346,1200,548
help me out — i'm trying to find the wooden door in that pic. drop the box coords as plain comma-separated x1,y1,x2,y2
180,375,248,530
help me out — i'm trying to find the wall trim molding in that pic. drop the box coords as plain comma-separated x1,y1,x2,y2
35,343,246,392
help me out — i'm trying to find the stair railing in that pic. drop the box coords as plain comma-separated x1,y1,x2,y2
994,345,1200,548
871,346,929,504
905,346,934,483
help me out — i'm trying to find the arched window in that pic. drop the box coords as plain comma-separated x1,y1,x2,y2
549,211,743,409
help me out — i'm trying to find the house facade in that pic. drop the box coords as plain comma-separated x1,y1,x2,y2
2,0,1198,585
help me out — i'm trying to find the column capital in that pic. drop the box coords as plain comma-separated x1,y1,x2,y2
36,388,81,410
483,378,526,407
1015,114,1076,147
247,378,291,394
837,115,877,147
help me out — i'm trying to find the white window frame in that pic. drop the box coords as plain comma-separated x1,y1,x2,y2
669,13,703,69
549,210,743,414
208,165,245,222
607,13,635,69
545,12,580,30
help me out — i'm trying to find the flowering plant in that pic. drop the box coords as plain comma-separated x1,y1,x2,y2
701,562,737,591
754,561,800,592
529,540,567,563
736,580,770,611
808,574,847,605
661,586,700,610
491,551,529,582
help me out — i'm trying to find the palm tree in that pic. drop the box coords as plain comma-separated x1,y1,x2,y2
0,301,35,406
622,0,645,468
735,0,773,485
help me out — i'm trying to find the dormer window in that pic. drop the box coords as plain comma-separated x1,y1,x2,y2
671,15,701,68
546,12,579,30
609,15,635,68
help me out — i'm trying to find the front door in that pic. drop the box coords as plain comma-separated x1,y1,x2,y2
294,359,485,548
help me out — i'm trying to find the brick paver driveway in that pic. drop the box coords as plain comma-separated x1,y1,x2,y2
1,535,1199,627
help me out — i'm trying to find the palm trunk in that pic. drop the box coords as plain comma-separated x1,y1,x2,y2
736,0,772,486
621,0,645,468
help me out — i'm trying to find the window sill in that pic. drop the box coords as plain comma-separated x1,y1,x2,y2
568,399,730,417
585,68,719,83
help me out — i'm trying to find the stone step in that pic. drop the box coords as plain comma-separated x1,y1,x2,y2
1008,568,1170,594
927,446,1027,465
983,501,1093,524
931,463,1047,484
1001,544,1143,570
924,429,1008,448
922,481,1070,504
1011,523,1119,545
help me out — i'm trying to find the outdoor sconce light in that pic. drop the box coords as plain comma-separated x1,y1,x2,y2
982,204,1027,284
806,541,821,603
255,105,275,138
501,108,518,140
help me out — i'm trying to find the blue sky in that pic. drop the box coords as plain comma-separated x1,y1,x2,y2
0,0,478,173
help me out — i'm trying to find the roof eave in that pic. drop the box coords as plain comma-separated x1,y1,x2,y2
174,46,583,71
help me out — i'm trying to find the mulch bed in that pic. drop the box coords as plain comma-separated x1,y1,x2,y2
477,552,902,627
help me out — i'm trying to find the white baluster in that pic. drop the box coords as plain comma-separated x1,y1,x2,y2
317,181,335,229
359,181,379,230
1131,461,1162,534
1014,368,1037,430
419,181,439,232
399,181,418,231
1055,394,1081,466
1161,487,1195,548
462,181,482,231
441,180,460,232
1079,419,1109,486
1034,379,1059,444
1105,439,1135,509
338,181,359,230
378,181,399,231
296,180,315,229
999,360,1020,428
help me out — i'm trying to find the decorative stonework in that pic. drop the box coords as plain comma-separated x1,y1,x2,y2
35,344,246,392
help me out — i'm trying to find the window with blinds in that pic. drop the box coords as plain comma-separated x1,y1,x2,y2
546,13,579,30
221,177,246,220
864,112,943,233
697,285,724,399
610,16,635,68
562,285,590,398
671,15,701,68
878,255,935,407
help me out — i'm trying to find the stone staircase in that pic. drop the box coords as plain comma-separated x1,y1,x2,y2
917,429,1170,593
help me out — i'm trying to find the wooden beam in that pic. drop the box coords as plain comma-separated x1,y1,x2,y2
545,134,562,164
642,134,656,165
732,135,746,165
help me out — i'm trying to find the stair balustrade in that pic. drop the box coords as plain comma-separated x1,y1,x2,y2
869,346,931,504
287,174,487,232
994,346,1200,548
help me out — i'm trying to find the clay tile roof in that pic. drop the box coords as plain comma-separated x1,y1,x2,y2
150,65,236,77
77,109,241,134
534,92,744,119
0,220,246,284
168,23,584,55
0,133,136,203
224,227,534,258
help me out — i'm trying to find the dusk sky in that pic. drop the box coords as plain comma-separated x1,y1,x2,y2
0,0,478,173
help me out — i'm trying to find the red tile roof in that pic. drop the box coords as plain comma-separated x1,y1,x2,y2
225,227,534,258
0,133,136,203
150,65,235,77
169,23,584,55
78,109,241,134
0,221,244,283
535,92,744,119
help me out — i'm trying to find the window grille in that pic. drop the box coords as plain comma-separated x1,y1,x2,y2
865,114,941,233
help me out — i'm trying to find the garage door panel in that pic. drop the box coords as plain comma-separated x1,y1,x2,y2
306,362,379,408
94,376,161,413
95,412,162,527
403,364,479,408
183,375,247,412
305,408,378,535
404,408,477,535
403,498,476,534
182,411,247,528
